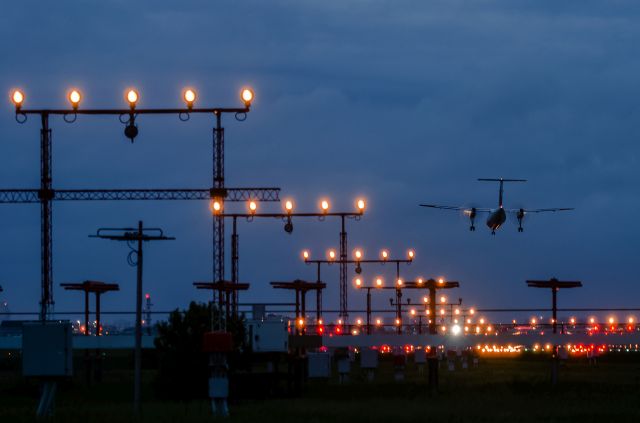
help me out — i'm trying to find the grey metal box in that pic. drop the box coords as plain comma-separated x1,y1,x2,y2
360,348,379,369
248,320,288,352
337,357,351,374
307,352,331,378
22,322,73,377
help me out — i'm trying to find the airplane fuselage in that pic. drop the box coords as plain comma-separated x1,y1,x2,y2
486,207,506,231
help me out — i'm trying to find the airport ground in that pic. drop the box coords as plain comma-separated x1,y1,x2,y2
1,352,640,422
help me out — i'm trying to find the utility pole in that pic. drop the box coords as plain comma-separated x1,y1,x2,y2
90,222,174,413
526,278,583,386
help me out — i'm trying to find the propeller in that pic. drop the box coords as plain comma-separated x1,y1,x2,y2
508,206,527,232
459,203,481,232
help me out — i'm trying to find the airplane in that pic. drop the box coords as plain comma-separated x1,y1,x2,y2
419,178,573,235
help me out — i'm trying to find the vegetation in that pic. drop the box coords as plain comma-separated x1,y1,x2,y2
2,354,640,422
154,301,246,400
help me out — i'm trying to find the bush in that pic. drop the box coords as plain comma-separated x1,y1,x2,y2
154,302,246,400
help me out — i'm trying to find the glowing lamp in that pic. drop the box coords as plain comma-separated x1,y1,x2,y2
183,89,196,108
126,89,139,108
469,308,475,315
68,90,81,109
320,199,330,213
423,296,428,303
355,278,362,287
241,88,254,106
327,249,336,261
284,200,294,213
356,318,362,325
375,319,382,326
440,296,446,303
248,200,258,214
396,278,403,287
11,90,24,109
410,309,416,316
417,278,424,285
395,318,401,326
302,250,310,260
380,250,389,261
211,200,223,214
356,198,366,212
354,249,363,260
375,277,383,288
407,249,415,260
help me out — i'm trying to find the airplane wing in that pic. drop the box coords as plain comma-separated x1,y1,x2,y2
419,204,492,213
507,207,574,213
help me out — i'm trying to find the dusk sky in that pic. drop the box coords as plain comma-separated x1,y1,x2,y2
1,1,639,322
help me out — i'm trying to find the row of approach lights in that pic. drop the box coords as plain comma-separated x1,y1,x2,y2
211,198,366,214
11,87,254,142
10,88,255,110
529,316,636,326
210,198,366,234
352,274,444,289
302,248,415,262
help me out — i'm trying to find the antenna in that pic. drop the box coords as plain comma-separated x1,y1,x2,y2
478,178,526,208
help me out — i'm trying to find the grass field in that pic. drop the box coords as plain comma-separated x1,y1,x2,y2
2,353,640,422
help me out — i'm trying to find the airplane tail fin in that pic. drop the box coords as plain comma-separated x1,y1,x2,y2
477,178,527,182
477,178,526,208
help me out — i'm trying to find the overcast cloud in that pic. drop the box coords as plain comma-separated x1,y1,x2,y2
0,1,638,321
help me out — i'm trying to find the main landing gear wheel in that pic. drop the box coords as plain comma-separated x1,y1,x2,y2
469,225,476,231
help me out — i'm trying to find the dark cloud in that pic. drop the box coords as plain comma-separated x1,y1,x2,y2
0,1,638,321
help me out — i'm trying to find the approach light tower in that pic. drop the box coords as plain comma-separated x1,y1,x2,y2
211,197,365,317
7,87,276,322
526,278,582,334
303,248,413,324
418,278,460,334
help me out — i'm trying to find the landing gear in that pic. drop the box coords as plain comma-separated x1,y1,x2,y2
468,209,477,232
491,230,496,235
517,209,525,233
